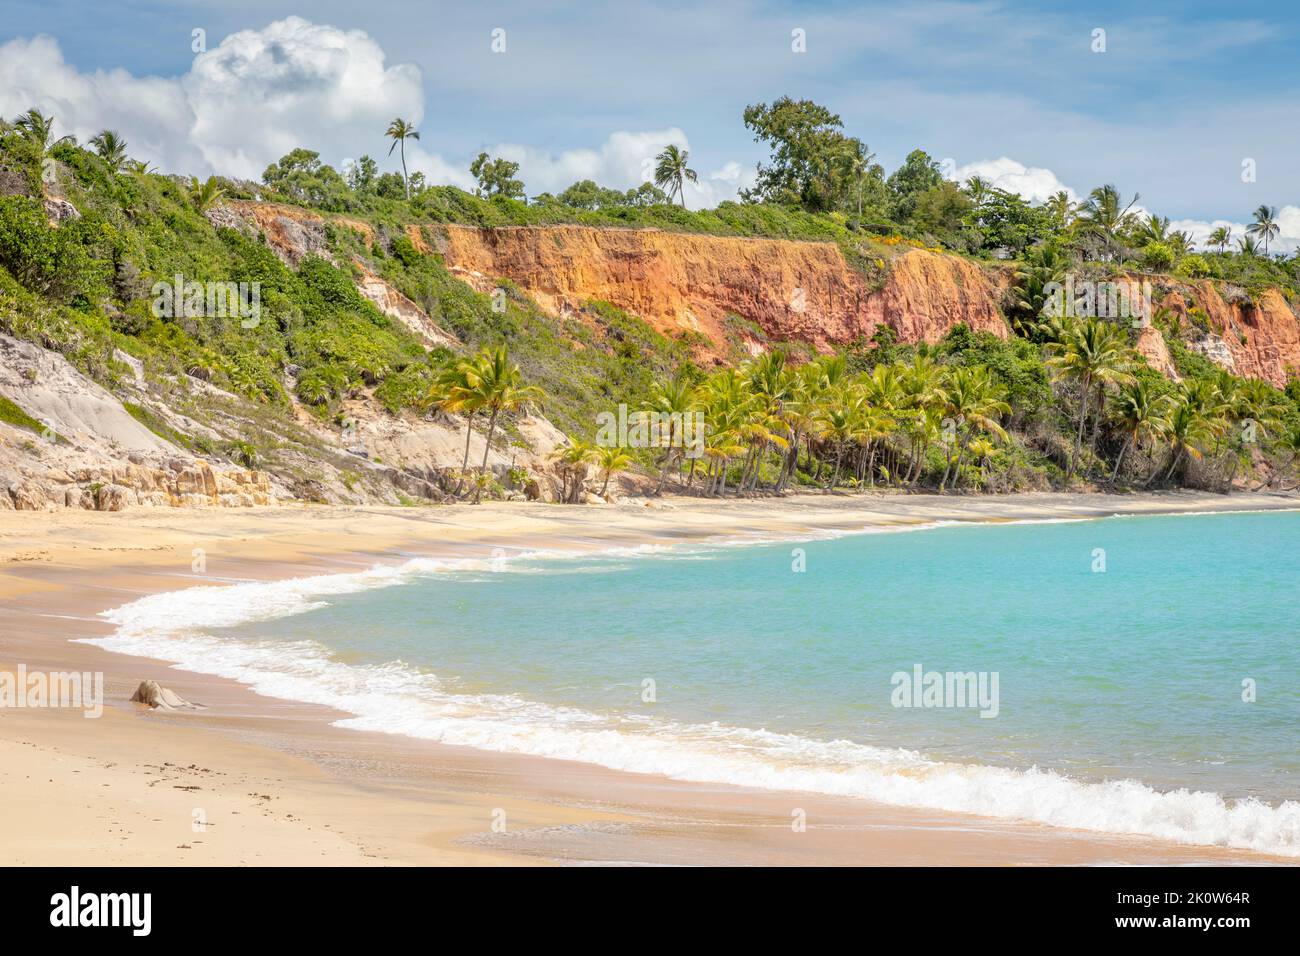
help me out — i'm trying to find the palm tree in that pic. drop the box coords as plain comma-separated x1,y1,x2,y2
1158,393,1214,484
1108,380,1171,484
595,446,633,497
125,159,157,176
385,118,420,200
1136,213,1170,246
1207,226,1231,253
1044,190,1077,229
1247,205,1279,256
937,365,1010,492
189,176,226,212
1078,184,1141,261
426,356,487,496
1045,318,1137,476
552,438,597,502
462,346,545,503
653,145,697,208
1009,243,1067,337
12,108,73,151
89,130,128,173
647,371,698,492
1236,234,1261,256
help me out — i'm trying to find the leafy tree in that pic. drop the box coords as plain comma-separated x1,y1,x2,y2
911,181,973,240
261,149,348,209
346,155,378,192
741,97,877,213
886,149,944,223
470,152,525,199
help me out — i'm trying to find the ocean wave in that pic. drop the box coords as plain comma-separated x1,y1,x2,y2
85,554,1300,858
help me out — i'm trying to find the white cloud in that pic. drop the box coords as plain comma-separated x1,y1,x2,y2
0,18,422,181
950,156,1077,204
181,17,423,179
1170,209,1300,255
0,21,751,209
951,155,1300,254
432,128,751,208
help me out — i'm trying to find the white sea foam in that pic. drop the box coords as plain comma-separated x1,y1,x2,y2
84,546,1300,858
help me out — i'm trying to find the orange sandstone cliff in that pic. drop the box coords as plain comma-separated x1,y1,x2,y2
220,204,1300,387
432,225,1009,356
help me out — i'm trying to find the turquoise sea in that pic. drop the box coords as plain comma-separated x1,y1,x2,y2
92,510,1300,855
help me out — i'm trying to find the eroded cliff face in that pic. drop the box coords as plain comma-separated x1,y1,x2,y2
222,204,1299,388
1160,283,1300,387
434,225,1009,355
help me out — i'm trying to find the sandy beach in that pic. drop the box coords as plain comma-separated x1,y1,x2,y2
2,489,1298,866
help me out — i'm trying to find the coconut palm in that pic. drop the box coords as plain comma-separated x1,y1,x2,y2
1078,184,1141,261
1009,242,1067,337
1158,392,1215,484
1135,214,1170,246
1108,380,1171,484
653,144,697,208
1207,226,1231,253
462,346,545,503
12,108,73,151
89,130,128,173
189,176,226,212
595,445,633,497
1237,234,1261,256
426,356,487,495
385,118,420,200
1044,190,1077,228
551,439,597,502
1247,205,1279,256
1045,318,1137,476
936,365,1010,492
647,370,699,492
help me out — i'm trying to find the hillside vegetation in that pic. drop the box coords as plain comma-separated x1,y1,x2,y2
1,101,1299,507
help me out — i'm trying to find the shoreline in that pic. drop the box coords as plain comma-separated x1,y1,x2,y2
3,489,1298,866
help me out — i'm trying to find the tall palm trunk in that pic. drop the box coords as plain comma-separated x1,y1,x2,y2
1070,375,1092,477
1110,433,1134,485
473,407,501,503
456,412,477,496
400,139,410,199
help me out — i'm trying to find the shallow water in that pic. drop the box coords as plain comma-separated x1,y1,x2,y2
91,510,1300,855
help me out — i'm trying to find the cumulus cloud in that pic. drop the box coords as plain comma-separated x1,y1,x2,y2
0,18,422,180
444,128,753,209
181,18,423,179
950,155,1300,254
1170,209,1300,255
0,20,752,208
950,156,1077,204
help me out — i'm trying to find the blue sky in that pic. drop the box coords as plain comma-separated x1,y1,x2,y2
2,1,1298,236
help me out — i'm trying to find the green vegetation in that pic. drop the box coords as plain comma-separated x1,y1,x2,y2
0,392,45,433
1,99,1298,501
